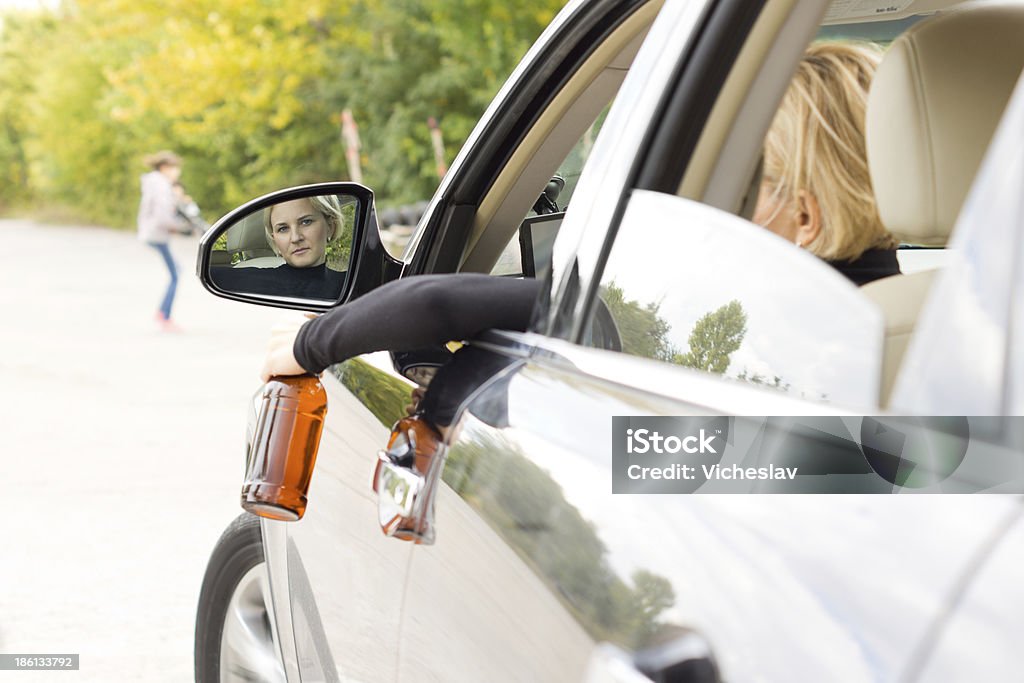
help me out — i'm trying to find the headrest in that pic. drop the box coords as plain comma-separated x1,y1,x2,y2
225,213,274,255
866,2,1024,245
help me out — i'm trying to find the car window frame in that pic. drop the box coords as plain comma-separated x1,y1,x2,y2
538,0,785,342
399,0,662,278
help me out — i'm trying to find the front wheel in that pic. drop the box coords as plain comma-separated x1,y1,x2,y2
195,514,285,683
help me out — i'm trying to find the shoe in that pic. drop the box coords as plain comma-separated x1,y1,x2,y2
155,310,167,322
160,318,183,333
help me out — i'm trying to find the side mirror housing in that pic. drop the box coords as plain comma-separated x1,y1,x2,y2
196,182,403,312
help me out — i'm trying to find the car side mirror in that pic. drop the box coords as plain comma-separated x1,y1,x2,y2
518,212,563,280
196,182,403,312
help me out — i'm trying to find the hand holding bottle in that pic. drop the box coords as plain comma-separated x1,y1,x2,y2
261,313,317,382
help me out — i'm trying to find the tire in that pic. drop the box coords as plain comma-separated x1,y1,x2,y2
195,514,285,683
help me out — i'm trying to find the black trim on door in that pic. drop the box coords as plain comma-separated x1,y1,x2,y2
566,0,767,344
633,0,766,193
409,0,651,277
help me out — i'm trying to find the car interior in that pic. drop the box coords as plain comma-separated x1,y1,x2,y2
453,0,1024,410
859,3,1024,401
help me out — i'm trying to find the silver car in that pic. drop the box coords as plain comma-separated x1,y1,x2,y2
194,0,1024,680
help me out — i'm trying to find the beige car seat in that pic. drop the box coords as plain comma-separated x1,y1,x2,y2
224,213,284,268
862,1,1024,405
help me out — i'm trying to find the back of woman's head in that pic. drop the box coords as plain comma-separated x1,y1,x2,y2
762,41,894,260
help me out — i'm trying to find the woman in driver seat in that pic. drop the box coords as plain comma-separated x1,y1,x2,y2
753,41,901,286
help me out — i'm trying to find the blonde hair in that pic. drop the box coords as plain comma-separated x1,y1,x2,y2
762,41,895,260
263,194,343,255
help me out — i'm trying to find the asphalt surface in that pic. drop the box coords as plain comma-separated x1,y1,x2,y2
0,219,296,681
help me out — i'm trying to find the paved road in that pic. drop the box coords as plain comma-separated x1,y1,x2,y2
0,219,297,681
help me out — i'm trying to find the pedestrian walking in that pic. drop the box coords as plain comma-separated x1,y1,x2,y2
138,150,190,331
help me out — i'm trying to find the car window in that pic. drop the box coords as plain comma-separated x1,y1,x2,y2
491,106,611,277
490,213,564,278
588,190,884,409
556,1,1024,414
548,105,611,212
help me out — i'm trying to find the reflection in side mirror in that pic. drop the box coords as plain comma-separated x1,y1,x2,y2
198,183,375,310
210,193,355,301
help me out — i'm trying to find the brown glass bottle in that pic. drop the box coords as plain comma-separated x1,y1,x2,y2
241,375,328,521
372,414,445,543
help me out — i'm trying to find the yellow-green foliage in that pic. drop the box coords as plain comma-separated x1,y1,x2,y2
0,0,562,227
332,357,410,428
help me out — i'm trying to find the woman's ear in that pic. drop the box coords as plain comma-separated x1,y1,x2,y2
795,191,822,248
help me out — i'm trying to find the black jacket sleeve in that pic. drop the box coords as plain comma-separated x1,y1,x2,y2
293,274,542,374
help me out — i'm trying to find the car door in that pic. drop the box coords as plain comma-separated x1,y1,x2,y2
395,197,1019,682
392,0,1024,680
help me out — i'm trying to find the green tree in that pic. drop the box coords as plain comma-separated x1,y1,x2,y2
600,282,677,362
328,0,563,203
0,0,564,226
0,12,51,207
25,6,147,225
629,569,676,647
676,300,747,374
104,0,358,212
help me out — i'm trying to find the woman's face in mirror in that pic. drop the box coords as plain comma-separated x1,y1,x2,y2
268,198,333,268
